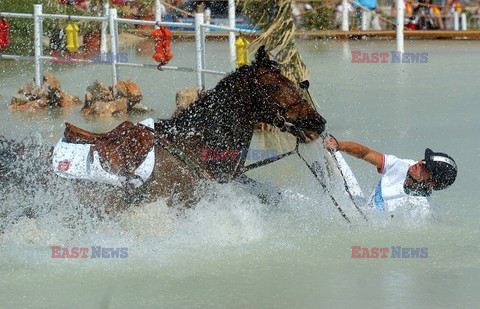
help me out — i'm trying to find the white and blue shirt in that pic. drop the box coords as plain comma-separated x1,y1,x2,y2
368,154,430,212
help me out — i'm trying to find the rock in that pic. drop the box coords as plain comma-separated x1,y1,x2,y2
43,72,61,91
115,79,143,109
176,87,199,110
84,81,114,108
129,103,152,115
9,72,81,111
174,87,205,116
9,95,44,111
30,84,48,101
81,79,148,117
59,90,82,107
47,88,62,107
18,81,36,96
10,94,29,107
81,98,128,117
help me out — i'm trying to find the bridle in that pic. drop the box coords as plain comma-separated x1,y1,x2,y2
231,68,312,177
243,69,361,225
144,68,312,182
247,68,307,134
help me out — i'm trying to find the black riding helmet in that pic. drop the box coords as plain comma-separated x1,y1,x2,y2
424,148,457,190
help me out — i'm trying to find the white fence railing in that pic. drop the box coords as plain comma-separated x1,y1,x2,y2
0,0,256,91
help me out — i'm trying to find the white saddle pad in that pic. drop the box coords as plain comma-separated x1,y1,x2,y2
52,118,155,188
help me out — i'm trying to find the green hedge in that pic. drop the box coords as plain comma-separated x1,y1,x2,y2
301,7,336,31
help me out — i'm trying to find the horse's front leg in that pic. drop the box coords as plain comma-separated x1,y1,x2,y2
234,174,282,206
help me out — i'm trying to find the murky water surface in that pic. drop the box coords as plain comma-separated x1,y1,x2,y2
0,39,479,308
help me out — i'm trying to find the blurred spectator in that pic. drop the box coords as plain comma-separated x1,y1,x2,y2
408,0,442,30
334,1,355,28
292,3,313,26
425,0,444,30
475,1,480,28
353,0,381,30
443,0,462,29
391,0,414,29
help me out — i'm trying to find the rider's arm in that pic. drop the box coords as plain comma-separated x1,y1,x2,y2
324,138,384,171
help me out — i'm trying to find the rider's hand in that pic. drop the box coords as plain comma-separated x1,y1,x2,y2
323,137,340,152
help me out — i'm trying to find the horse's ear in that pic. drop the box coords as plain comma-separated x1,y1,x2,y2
255,46,270,66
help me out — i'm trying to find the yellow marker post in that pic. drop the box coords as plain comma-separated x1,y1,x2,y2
65,21,80,53
235,36,250,67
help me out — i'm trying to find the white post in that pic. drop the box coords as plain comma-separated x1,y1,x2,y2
155,0,162,29
461,13,467,30
39,8,44,79
361,10,367,31
205,8,211,32
453,11,459,30
114,12,120,59
33,4,42,88
396,0,404,53
195,13,204,90
341,0,349,31
228,0,236,70
109,8,119,94
201,22,206,84
101,3,109,54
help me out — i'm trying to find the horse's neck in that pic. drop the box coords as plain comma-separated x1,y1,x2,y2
160,74,258,179
175,75,257,151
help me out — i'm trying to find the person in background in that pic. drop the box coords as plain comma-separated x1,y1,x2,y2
443,0,462,29
353,0,381,30
411,0,442,30
292,3,313,26
334,1,355,29
426,0,444,30
475,0,480,29
390,0,414,29
323,137,458,212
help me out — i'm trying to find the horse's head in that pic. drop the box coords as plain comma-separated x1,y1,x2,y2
250,47,326,142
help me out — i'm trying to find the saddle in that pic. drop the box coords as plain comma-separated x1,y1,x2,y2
64,121,154,178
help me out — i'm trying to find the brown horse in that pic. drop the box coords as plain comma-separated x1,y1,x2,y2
0,47,326,217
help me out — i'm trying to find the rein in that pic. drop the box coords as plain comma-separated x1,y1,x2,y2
138,124,213,180
236,138,299,175
303,89,368,223
296,147,352,225
237,130,353,226
138,72,357,225
321,133,369,222
232,68,300,176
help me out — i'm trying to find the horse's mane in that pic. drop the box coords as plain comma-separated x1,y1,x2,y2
208,56,279,93
154,52,282,145
173,56,281,123
207,64,254,97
